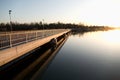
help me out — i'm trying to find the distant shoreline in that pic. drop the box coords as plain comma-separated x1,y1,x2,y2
0,22,117,32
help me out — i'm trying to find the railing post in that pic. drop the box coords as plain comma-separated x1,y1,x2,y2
26,32,28,42
42,30,44,38
52,30,54,35
0,38,2,49
36,31,37,40
10,33,12,47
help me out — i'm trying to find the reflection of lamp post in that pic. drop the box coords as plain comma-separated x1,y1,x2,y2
9,10,12,32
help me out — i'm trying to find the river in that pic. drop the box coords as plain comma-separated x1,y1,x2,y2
35,29,120,80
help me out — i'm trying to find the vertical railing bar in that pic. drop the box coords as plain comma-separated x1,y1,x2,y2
26,32,28,43
9,33,12,47
36,31,37,40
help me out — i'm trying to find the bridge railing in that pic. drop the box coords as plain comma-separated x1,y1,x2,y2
0,29,69,50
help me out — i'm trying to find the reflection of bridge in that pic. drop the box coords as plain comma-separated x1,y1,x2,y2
0,29,71,66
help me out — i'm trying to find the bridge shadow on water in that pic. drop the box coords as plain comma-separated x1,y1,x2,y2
0,34,68,80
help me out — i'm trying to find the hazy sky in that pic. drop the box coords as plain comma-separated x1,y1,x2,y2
0,0,120,27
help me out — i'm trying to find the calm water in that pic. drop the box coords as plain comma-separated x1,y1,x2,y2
36,30,120,80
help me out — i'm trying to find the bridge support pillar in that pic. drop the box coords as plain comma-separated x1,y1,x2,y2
50,38,57,50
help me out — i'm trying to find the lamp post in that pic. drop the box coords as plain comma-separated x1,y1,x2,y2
9,10,12,47
9,10,12,32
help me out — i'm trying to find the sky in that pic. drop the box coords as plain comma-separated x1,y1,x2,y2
0,0,120,27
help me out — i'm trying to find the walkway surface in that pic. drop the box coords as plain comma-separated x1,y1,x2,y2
0,29,71,66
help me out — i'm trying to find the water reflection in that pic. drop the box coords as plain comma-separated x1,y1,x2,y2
38,29,120,80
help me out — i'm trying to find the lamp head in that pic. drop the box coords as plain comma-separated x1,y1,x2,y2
9,10,12,14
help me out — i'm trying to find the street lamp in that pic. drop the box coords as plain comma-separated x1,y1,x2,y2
9,10,12,32
9,10,13,47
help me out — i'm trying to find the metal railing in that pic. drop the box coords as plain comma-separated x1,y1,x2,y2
0,29,69,50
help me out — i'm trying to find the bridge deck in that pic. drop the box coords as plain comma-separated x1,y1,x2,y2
0,29,71,66
0,29,70,50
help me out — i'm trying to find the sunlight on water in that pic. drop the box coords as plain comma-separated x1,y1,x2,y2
38,30,120,80
72,30,120,60
101,30,120,44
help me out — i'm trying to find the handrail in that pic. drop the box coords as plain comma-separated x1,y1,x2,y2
0,29,70,50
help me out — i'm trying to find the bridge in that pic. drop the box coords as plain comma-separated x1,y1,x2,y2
0,29,71,66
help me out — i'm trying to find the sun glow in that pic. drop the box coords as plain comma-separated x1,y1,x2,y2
1,0,120,26
78,0,120,27
102,30,120,44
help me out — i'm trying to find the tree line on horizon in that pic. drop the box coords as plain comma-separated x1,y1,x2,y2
0,22,114,32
